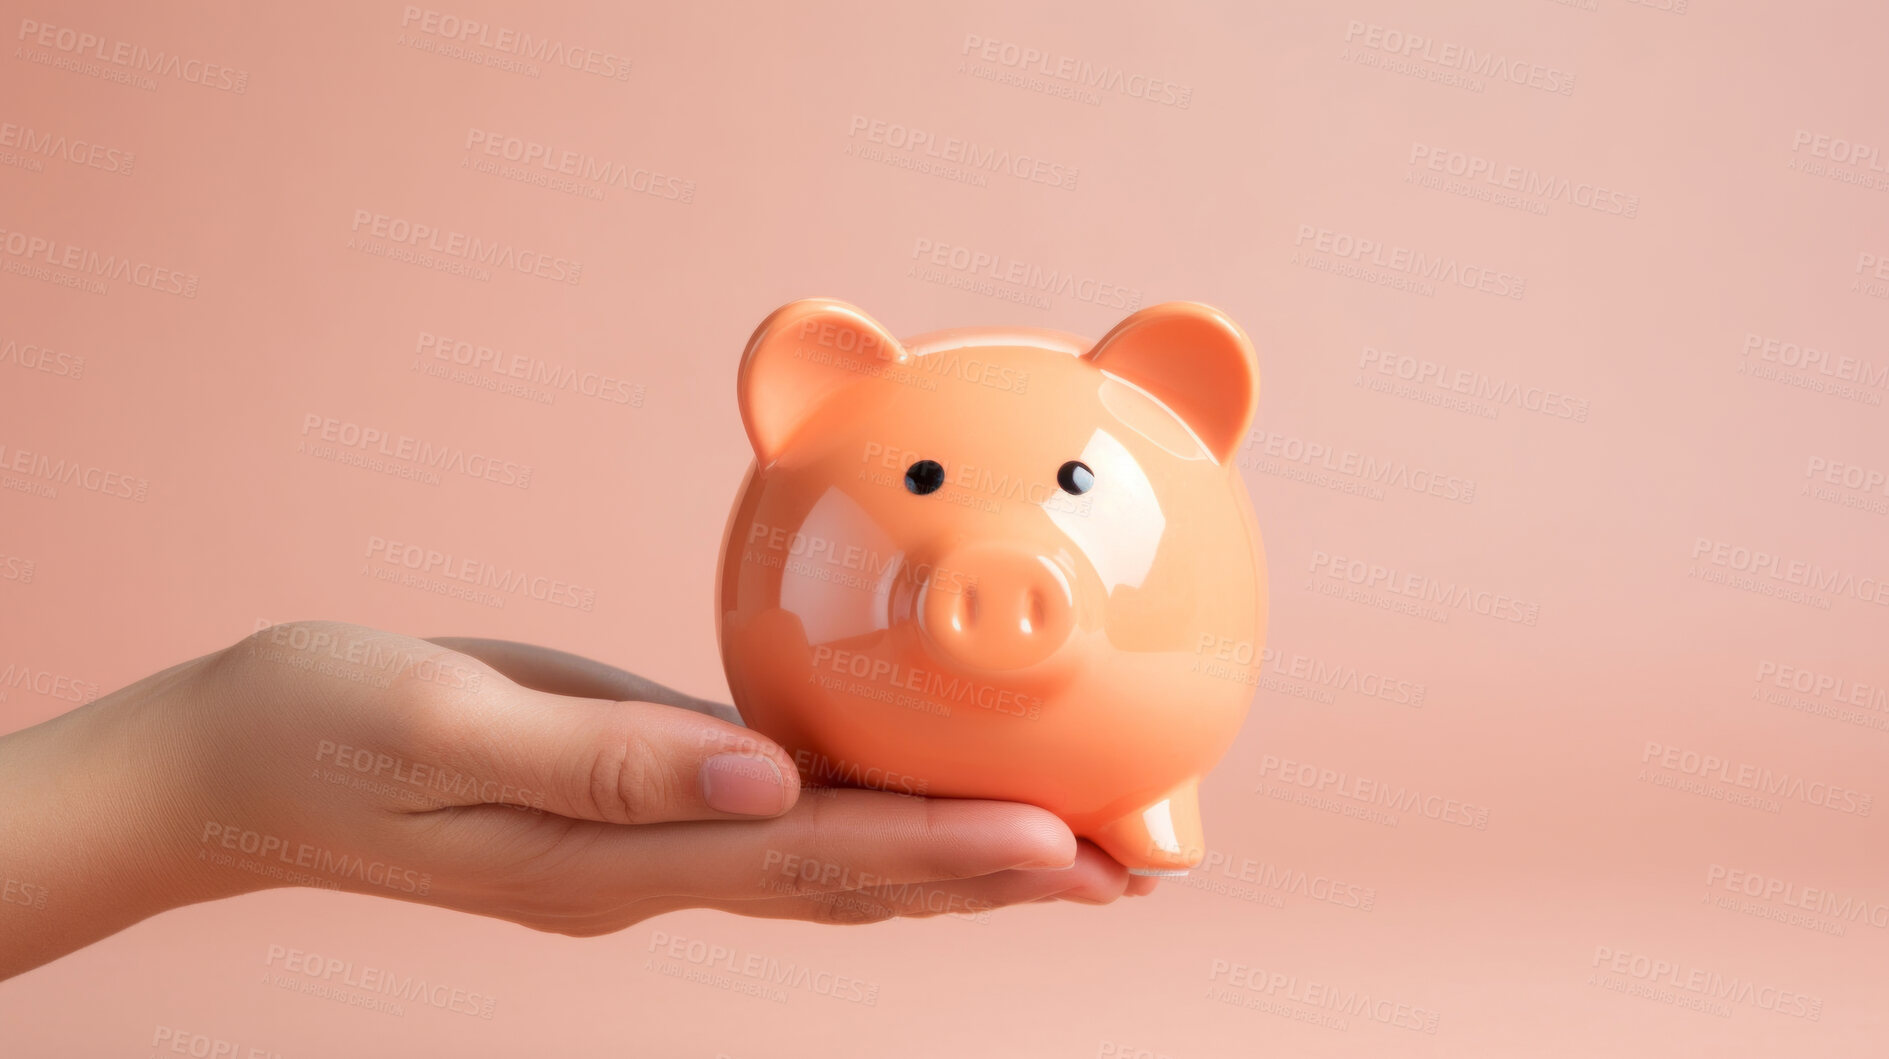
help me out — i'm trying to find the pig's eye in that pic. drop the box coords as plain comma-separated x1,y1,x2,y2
1057,460,1094,495
905,459,946,495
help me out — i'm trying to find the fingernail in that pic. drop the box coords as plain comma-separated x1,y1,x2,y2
701,754,789,816
1010,851,1078,871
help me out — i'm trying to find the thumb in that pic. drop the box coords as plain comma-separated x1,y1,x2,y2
414,683,802,825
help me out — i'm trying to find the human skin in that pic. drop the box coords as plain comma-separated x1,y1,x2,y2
0,622,1154,981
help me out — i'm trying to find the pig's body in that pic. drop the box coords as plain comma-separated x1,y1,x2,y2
717,303,1266,873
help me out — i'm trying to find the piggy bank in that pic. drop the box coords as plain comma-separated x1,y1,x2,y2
716,298,1266,873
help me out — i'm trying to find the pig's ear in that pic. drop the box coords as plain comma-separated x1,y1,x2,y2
1083,302,1258,464
737,299,907,463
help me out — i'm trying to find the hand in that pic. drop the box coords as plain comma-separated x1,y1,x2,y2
0,622,1153,980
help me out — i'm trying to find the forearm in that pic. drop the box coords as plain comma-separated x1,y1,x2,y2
1,623,1122,983
0,682,210,980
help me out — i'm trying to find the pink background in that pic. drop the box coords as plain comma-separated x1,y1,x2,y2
4,0,1887,1054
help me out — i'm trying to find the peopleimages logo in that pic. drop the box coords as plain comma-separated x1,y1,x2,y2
364,535,596,612
846,114,1080,191
1239,429,1477,503
1754,660,1887,711
1342,20,1574,95
1261,644,1427,706
1185,848,1379,910
149,1026,280,1059
463,129,693,202
1257,753,1491,829
0,225,199,296
0,441,149,501
1742,333,1889,394
1293,224,1525,299
349,209,583,285
300,414,534,489
264,944,498,1018
0,661,98,703
397,7,631,79
646,930,881,1006
1309,550,1540,626
1358,347,1591,422
0,336,84,379
791,749,929,796
1640,741,1873,815
416,331,645,406
0,552,36,583
0,119,135,175
810,644,1043,721
743,519,978,596
1791,129,1889,174
908,237,1142,311
1206,959,1441,1034
1706,864,1889,930
1590,946,1822,1020
958,34,1192,108
3,876,48,910
199,822,432,895
1804,456,1889,498
1407,142,1636,218
15,17,250,92
857,439,1092,517
1689,537,1889,608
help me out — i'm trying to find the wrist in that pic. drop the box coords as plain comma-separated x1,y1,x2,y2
0,657,237,978
106,662,247,906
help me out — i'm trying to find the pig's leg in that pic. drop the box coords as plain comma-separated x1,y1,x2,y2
1090,778,1204,875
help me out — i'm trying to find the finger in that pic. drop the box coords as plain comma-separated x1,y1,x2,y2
426,637,740,724
695,889,905,926
498,844,1128,930
667,791,1081,901
1125,874,1162,897
406,677,799,824
422,788,1077,904
812,839,1132,913
699,842,1133,925
1031,841,1134,904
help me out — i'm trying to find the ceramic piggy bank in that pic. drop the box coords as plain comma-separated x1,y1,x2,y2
716,298,1266,873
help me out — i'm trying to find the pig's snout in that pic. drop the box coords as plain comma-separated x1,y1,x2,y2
916,544,1075,672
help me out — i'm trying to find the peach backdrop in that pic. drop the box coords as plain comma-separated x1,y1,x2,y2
3,0,1885,1055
